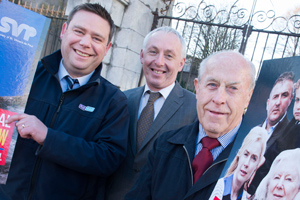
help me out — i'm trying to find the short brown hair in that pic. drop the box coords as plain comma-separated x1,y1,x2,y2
67,3,115,44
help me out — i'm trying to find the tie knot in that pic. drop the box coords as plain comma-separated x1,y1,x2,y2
65,75,79,90
148,91,161,103
201,137,220,150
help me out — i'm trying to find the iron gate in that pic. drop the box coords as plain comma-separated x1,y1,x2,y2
151,0,300,92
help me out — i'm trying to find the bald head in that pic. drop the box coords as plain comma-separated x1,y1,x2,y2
198,51,256,91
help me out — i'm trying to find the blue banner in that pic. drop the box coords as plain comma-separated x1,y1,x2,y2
0,0,50,96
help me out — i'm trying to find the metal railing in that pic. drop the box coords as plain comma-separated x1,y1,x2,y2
151,0,300,92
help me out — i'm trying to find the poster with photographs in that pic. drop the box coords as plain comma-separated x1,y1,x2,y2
0,0,50,184
209,56,300,200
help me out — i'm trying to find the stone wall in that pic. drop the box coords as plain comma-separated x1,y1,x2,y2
19,0,68,9
66,0,166,90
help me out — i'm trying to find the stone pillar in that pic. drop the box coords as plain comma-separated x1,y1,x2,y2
104,0,165,91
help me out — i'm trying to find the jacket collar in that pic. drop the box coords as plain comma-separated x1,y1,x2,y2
167,121,199,161
167,120,237,198
41,50,102,85
184,140,235,199
167,121,199,145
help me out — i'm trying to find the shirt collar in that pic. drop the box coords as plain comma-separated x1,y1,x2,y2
263,112,287,130
58,59,94,86
143,82,175,100
197,121,241,149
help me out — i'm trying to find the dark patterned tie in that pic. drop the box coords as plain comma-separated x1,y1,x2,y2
65,75,79,91
136,91,161,151
192,137,220,184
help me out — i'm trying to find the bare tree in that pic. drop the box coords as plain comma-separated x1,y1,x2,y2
173,1,245,90
284,7,300,56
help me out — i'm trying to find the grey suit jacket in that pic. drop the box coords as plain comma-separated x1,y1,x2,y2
105,82,197,200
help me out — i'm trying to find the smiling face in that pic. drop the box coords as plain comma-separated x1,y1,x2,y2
194,52,253,138
267,161,300,200
60,10,112,78
293,88,300,121
266,80,293,127
141,31,185,91
234,141,262,185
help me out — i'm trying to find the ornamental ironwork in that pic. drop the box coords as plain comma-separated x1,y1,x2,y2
151,0,300,91
166,0,300,34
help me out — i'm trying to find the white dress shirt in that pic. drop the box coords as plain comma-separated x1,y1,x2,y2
138,82,175,120
262,112,287,141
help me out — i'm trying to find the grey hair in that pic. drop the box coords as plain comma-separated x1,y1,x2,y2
142,26,187,59
255,148,300,200
197,50,256,91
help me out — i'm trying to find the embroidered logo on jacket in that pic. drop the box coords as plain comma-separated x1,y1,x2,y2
78,104,95,112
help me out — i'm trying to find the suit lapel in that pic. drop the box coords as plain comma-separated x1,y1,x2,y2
139,82,184,151
127,86,144,156
267,115,289,149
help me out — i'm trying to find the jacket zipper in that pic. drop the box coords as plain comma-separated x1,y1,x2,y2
27,94,65,200
183,145,228,186
183,145,194,186
202,158,227,176
49,95,65,128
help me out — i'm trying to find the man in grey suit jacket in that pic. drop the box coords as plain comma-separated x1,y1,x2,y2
105,27,197,200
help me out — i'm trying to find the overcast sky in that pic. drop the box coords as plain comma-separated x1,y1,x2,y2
175,0,300,17
237,0,300,16
254,0,300,15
